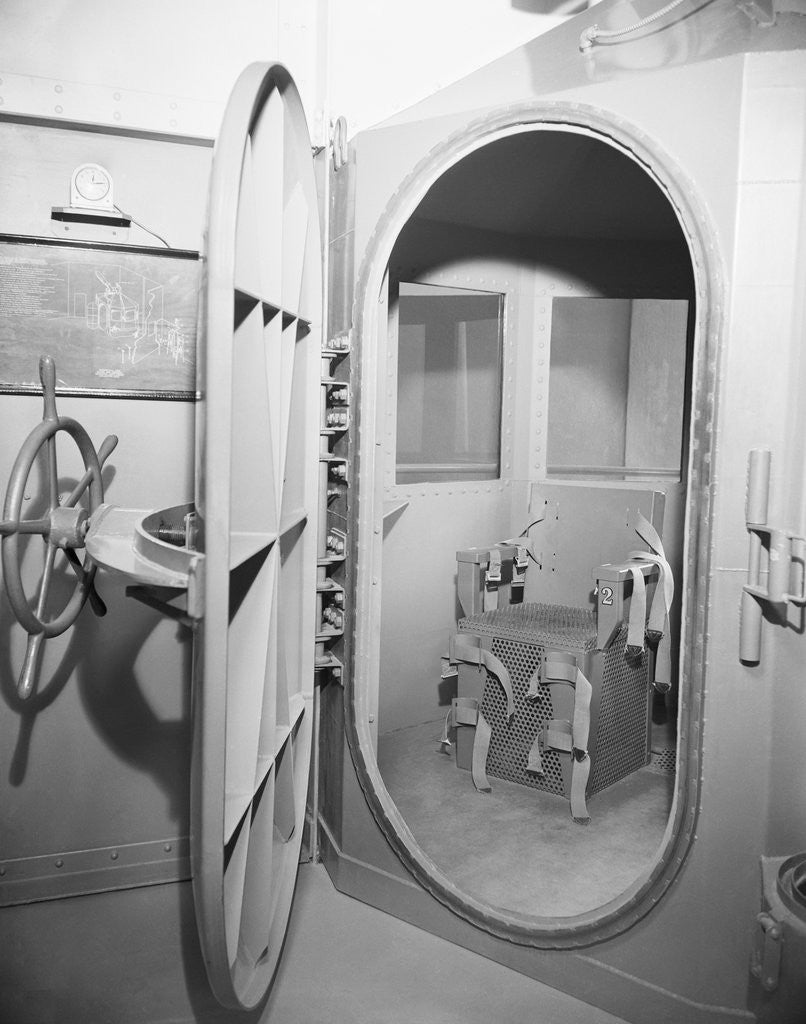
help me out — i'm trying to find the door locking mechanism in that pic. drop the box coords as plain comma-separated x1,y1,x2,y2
740,448,806,663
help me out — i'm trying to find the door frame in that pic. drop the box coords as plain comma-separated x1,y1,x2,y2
345,101,724,947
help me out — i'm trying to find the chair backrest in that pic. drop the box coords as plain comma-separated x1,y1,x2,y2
521,481,666,609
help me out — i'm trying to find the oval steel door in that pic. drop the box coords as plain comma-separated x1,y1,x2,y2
192,62,322,1010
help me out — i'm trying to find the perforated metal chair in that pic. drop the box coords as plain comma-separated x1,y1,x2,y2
443,485,673,823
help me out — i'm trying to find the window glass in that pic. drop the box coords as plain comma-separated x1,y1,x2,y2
396,282,503,484
547,297,689,480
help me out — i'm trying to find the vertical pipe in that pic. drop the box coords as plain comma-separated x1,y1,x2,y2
746,447,771,525
740,591,763,663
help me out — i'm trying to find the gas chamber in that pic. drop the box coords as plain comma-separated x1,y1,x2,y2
2,7,806,1024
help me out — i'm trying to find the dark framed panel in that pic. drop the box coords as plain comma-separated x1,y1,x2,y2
0,234,200,400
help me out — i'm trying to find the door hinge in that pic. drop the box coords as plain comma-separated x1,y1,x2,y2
750,911,783,992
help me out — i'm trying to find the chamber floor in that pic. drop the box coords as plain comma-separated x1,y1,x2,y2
377,719,675,917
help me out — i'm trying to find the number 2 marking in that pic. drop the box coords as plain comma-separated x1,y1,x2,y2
600,587,614,606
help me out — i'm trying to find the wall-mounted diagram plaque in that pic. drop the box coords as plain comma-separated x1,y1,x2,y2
0,235,200,399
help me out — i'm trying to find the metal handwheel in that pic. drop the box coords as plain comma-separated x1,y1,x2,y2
0,355,117,699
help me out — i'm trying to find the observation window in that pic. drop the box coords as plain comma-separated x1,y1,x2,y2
396,282,503,484
547,297,690,481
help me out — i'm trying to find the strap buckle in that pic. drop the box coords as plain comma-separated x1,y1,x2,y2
485,548,502,585
537,652,593,824
512,545,528,595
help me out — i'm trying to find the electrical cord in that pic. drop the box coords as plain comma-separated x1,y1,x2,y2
497,517,547,568
518,517,547,537
580,0,689,52
114,204,172,248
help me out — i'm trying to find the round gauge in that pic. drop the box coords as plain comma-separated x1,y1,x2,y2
72,163,113,205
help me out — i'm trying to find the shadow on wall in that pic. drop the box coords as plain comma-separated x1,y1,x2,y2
0,451,192,831
0,601,83,787
1,590,192,830
0,456,112,785
77,592,193,829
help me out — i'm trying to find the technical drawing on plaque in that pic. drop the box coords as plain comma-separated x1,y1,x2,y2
0,237,199,397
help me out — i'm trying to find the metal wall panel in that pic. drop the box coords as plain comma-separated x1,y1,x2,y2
325,17,806,1021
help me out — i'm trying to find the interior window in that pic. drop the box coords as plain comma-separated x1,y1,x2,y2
547,297,689,481
396,282,503,484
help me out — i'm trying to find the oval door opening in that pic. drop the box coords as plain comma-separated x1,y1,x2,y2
350,117,717,938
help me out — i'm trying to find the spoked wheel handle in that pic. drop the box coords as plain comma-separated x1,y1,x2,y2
0,356,118,699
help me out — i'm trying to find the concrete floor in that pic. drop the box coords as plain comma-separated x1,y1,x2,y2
378,719,675,916
262,862,629,1024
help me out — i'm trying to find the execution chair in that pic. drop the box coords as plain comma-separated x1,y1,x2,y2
442,484,674,824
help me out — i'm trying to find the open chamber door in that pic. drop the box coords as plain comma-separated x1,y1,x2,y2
0,61,321,1014
191,63,322,1009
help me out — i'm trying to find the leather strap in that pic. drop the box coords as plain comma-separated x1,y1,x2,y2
450,634,515,720
635,512,665,558
634,515,675,634
484,548,502,611
439,706,453,754
570,750,591,826
445,697,492,792
452,696,481,727
527,733,544,773
532,652,593,824
540,650,577,685
627,564,647,656
628,513,675,691
448,635,516,796
471,712,493,793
